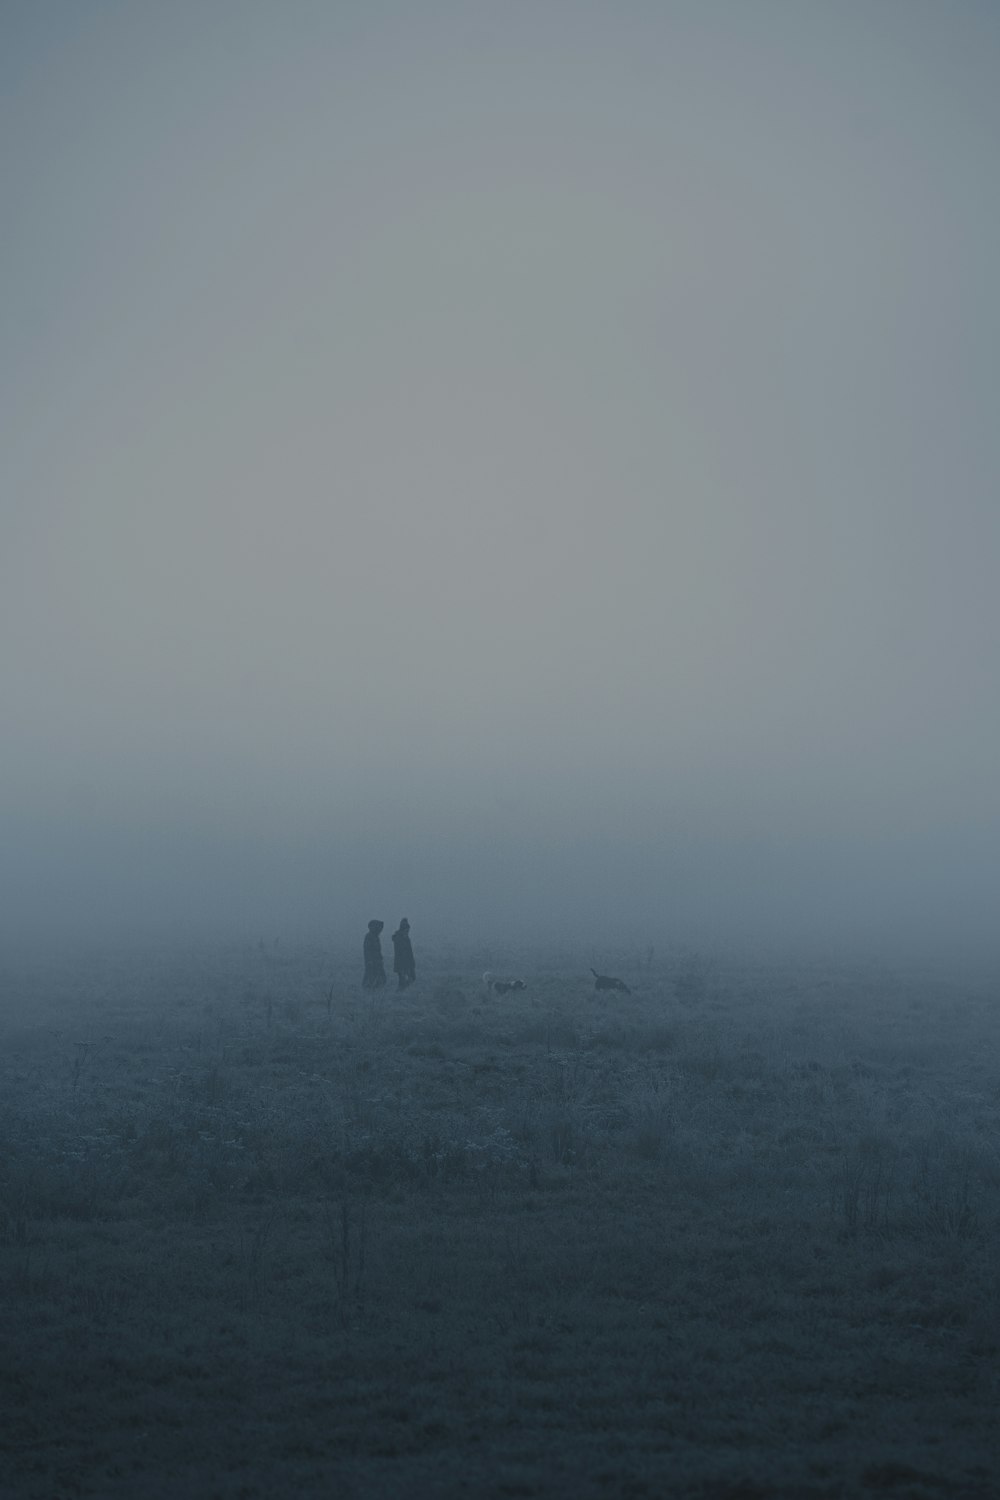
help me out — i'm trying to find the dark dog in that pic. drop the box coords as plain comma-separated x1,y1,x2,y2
483,972,526,996
591,968,631,995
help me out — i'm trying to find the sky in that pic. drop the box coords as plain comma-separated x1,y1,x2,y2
2,1,998,956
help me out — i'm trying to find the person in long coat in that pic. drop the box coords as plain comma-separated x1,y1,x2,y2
362,919,386,989
391,918,416,991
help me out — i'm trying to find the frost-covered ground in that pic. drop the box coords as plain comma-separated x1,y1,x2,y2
1,938,998,1498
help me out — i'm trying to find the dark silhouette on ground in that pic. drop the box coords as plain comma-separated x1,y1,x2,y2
591,967,630,994
392,919,416,990
362,919,386,989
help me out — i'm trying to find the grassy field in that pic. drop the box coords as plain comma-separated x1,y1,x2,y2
1,938,998,1498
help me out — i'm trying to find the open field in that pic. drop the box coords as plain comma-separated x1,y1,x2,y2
1,938,998,1498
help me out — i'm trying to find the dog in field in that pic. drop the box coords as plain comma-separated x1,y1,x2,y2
591,968,630,995
483,971,526,996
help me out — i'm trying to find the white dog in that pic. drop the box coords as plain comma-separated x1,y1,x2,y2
482,971,526,996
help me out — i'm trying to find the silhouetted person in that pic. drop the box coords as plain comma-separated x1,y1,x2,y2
362,919,386,989
392,918,416,991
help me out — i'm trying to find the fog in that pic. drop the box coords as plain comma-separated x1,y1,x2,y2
2,1,998,959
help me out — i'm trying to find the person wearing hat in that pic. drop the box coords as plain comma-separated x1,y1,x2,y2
391,919,416,991
362,919,387,989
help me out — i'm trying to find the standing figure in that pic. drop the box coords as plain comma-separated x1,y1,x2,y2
392,918,416,991
362,919,386,989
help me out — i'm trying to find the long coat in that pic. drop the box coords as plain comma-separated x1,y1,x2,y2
392,927,416,984
362,926,386,988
